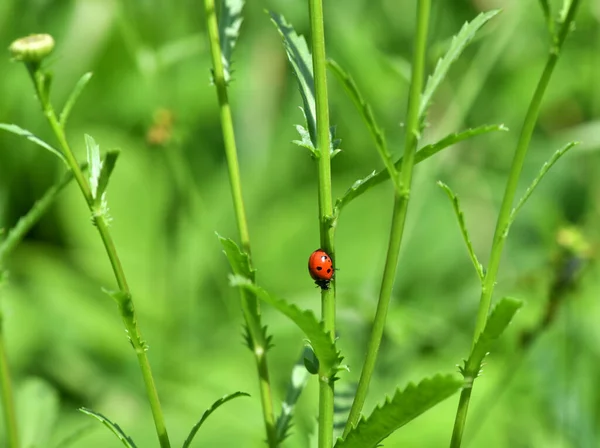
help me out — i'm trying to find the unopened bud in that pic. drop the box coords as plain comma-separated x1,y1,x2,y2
9,34,55,63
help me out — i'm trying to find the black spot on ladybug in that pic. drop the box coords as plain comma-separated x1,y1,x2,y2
327,268,331,273
316,266,322,270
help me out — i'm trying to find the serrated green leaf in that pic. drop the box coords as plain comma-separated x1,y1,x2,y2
275,349,311,443
182,391,250,448
217,233,255,281
59,72,93,128
463,297,523,377
0,166,81,264
17,378,60,448
419,10,501,122
0,123,67,166
218,0,245,84
269,11,316,153
438,181,484,281
327,59,399,192
335,124,507,213
79,408,137,448
95,149,120,205
335,374,462,448
231,275,343,376
506,141,578,236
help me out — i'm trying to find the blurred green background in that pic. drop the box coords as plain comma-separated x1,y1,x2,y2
1,0,599,447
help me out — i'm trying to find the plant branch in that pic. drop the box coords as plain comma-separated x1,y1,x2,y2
203,0,277,446
343,0,431,435
450,2,581,446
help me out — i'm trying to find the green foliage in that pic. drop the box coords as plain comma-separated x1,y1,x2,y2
230,276,343,376
335,124,507,214
506,141,579,236
17,378,59,448
0,123,67,166
59,72,93,128
95,150,120,207
182,391,250,448
217,233,255,281
327,59,399,193
79,408,137,448
438,182,484,281
218,0,245,84
419,10,501,123
460,297,523,379
335,375,463,448
268,11,340,158
275,349,311,443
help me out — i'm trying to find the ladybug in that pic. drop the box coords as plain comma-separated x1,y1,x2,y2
308,249,334,290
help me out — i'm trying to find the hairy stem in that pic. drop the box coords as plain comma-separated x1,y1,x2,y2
308,0,336,446
203,0,277,446
343,0,431,435
450,3,581,446
25,66,171,448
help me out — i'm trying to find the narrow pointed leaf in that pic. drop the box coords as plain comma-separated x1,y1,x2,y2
268,12,318,155
438,181,484,281
59,72,93,128
218,0,245,84
182,392,250,448
335,124,507,213
95,149,120,204
0,166,82,263
506,141,578,235
231,275,342,375
275,349,311,443
335,374,462,448
85,134,102,199
420,10,501,121
327,59,399,192
217,233,255,281
463,297,523,377
79,408,137,448
0,123,67,166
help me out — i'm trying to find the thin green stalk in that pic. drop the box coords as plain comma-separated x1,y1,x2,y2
24,66,171,448
308,0,335,446
0,313,18,448
343,0,431,436
450,3,581,447
203,1,277,446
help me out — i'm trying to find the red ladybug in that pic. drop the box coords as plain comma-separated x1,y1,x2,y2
308,249,334,290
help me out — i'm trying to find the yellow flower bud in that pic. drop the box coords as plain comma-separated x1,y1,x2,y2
9,34,55,63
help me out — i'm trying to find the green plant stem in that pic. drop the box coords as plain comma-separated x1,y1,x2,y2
26,67,171,448
343,0,431,436
203,1,277,446
450,3,581,447
308,0,335,446
0,314,18,448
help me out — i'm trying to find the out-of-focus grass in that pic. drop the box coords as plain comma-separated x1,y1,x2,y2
0,1,599,446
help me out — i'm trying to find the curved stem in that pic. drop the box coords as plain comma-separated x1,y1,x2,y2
308,0,336,446
343,0,431,435
450,3,581,446
27,70,171,448
203,1,277,446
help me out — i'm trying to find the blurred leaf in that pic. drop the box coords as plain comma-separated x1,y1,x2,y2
59,72,93,128
17,378,60,448
437,181,484,281
419,10,501,122
276,350,311,443
95,150,120,205
334,383,357,433
52,423,95,448
268,11,318,156
335,374,462,448
0,123,67,166
230,276,343,376
217,233,255,281
537,0,554,35
0,166,81,263
327,59,400,192
79,408,137,448
506,141,578,236
460,297,523,378
182,391,250,448
218,0,245,84
335,124,507,214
